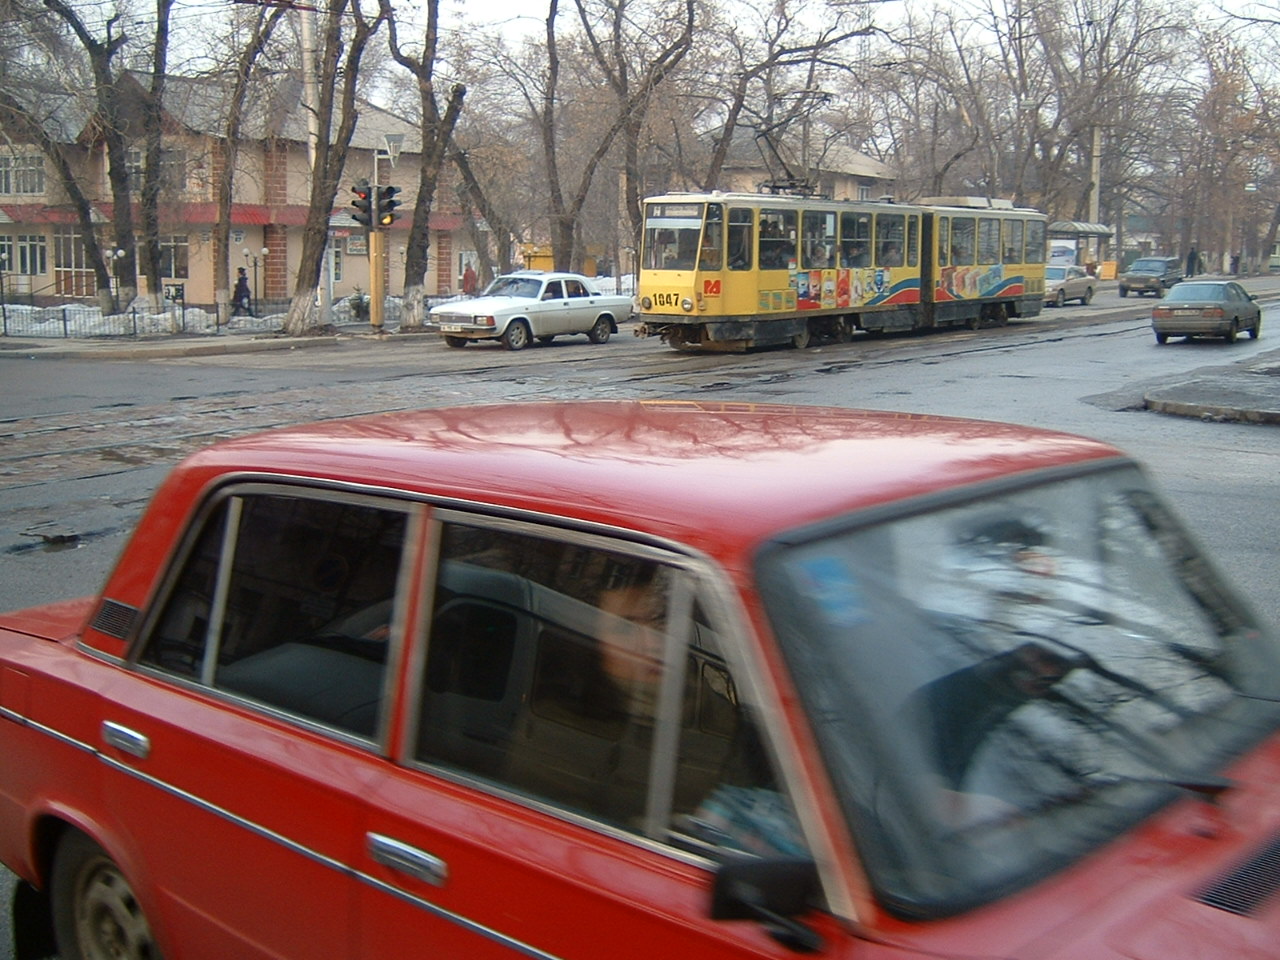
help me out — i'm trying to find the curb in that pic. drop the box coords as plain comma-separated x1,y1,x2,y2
0,334,347,360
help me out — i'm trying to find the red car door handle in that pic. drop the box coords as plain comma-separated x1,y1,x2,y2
367,833,448,886
102,721,151,759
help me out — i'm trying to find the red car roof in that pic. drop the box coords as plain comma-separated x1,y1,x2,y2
176,401,1123,556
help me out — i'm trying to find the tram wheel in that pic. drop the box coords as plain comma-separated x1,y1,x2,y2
791,325,812,349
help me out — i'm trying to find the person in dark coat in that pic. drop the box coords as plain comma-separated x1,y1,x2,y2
1185,247,1198,278
232,267,253,317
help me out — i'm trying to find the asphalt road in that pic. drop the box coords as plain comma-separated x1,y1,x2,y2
2,280,1278,957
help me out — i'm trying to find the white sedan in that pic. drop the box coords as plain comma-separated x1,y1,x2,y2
429,271,634,350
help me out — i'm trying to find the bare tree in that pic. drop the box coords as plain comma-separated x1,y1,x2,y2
31,0,139,306
200,6,289,324
573,0,695,250
137,0,177,311
281,0,385,335
382,0,466,330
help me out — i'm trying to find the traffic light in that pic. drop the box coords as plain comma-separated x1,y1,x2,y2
377,185,401,227
351,180,375,227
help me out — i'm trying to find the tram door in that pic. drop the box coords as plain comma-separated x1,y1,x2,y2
919,213,939,328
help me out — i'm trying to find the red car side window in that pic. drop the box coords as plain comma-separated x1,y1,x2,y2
140,491,412,739
414,520,802,855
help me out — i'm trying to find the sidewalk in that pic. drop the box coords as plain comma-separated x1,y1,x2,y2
4,275,1280,425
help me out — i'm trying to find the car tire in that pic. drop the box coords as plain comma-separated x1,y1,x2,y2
1119,287,1128,298
1155,332,1168,344
1081,287,1093,305
1054,290,1066,307
444,336,468,348
1249,318,1261,339
587,317,612,344
1224,322,1237,344
52,830,161,960
502,320,531,351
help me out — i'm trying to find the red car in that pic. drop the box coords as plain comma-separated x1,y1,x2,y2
2,401,1278,960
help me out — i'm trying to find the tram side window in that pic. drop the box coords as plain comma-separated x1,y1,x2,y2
801,210,836,269
907,215,920,268
699,204,724,271
1003,220,1024,264
727,208,753,270
759,209,796,270
839,212,872,267
978,217,1001,265
937,217,950,267
876,213,905,267
950,218,975,265
1025,220,1046,263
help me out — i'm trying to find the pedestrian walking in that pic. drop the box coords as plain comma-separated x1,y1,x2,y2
1185,247,1197,278
232,267,253,317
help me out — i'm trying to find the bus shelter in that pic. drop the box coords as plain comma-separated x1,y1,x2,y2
1048,221,1114,276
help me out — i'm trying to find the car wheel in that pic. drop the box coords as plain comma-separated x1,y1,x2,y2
1081,287,1093,305
1119,287,1128,298
443,336,468,348
1054,290,1066,307
1249,318,1261,339
52,831,161,960
1224,322,1237,344
502,320,531,351
537,335,556,344
587,317,612,344
1155,332,1168,344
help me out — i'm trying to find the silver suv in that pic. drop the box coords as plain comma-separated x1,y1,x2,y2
1118,256,1183,298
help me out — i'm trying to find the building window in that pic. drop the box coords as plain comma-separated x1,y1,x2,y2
52,226,99,297
159,235,189,279
160,149,187,191
7,235,48,275
332,244,343,282
0,155,46,195
53,226,94,271
126,149,144,192
123,149,187,192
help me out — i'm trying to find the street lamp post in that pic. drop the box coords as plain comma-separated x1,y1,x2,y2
242,247,269,316
0,253,8,333
111,249,127,310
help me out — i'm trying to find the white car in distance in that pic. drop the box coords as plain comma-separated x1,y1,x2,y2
430,271,633,350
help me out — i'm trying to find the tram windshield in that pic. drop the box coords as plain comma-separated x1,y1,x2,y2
643,202,703,270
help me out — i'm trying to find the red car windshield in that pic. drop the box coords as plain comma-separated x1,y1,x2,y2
760,463,1280,918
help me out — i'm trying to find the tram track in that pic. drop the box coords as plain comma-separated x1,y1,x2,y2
0,304,1157,495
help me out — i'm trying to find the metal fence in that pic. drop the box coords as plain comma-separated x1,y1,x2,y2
0,294,445,339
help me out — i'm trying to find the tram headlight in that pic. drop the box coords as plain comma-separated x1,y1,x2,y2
640,296,652,309
681,298,693,312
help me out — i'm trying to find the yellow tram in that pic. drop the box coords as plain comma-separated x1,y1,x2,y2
635,192,1047,351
